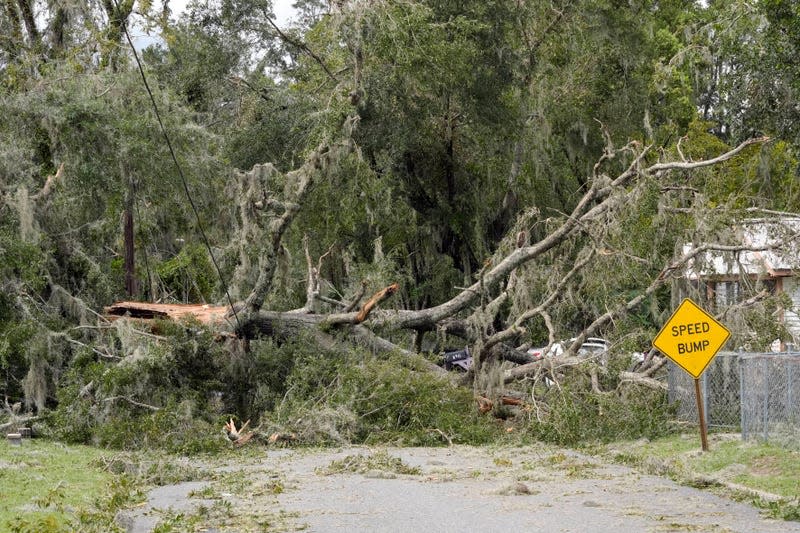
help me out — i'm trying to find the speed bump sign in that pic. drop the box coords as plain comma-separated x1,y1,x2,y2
653,298,731,378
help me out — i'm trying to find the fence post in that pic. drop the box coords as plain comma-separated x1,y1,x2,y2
788,359,794,422
740,356,746,440
762,357,769,441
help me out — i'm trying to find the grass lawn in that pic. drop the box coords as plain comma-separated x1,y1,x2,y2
0,438,128,532
596,432,800,520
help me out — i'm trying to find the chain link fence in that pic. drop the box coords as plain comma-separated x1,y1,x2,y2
740,353,800,447
667,352,742,429
668,351,800,447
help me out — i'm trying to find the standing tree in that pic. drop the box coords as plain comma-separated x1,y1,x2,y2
1,0,797,440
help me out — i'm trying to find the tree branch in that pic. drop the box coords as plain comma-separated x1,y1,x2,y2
265,15,339,84
243,117,358,313
646,136,768,174
103,395,161,411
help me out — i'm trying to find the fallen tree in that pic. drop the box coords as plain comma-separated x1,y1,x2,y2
104,130,782,401
219,131,776,389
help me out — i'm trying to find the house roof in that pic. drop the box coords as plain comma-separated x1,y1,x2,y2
684,216,800,279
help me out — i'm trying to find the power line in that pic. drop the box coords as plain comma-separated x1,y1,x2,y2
116,7,241,328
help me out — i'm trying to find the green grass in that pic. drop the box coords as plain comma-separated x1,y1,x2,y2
597,432,800,520
603,433,800,497
0,439,132,532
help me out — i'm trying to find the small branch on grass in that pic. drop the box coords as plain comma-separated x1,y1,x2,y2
430,428,454,446
224,418,253,446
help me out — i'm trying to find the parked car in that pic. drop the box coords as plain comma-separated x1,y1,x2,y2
443,338,609,372
526,337,609,360
443,348,472,371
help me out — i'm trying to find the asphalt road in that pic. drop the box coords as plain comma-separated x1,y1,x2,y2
120,444,800,533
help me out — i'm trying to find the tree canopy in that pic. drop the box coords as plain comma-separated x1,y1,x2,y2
1,0,798,447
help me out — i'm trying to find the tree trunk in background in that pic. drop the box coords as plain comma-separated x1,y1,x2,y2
123,193,137,299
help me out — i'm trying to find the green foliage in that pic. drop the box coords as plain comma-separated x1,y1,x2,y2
0,66,227,309
0,228,47,292
317,450,422,476
524,356,677,446
156,244,216,303
528,386,676,446
270,342,501,446
92,405,225,455
758,498,800,522
48,322,231,452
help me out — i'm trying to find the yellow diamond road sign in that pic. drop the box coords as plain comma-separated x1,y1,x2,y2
653,298,731,379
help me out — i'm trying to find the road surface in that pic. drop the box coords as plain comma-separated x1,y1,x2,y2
119,444,799,532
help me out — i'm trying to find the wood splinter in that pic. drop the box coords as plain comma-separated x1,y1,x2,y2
476,395,526,414
355,283,399,323
224,418,253,446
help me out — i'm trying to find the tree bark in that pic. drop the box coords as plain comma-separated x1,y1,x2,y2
123,190,137,299
16,0,38,45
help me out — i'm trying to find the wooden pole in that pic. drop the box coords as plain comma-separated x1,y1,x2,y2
694,377,709,451
123,179,138,299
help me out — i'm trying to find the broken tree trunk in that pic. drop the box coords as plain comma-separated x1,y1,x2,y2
104,301,231,325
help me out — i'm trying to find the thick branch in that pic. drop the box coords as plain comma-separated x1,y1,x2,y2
352,283,400,323
16,0,38,44
244,118,358,312
618,372,668,391
646,136,768,174
31,163,65,201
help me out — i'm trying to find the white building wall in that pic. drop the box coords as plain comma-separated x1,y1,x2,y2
783,277,800,343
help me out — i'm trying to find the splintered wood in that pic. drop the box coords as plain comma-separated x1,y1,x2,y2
103,301,230,325
224,418,253,446
476,395,526,414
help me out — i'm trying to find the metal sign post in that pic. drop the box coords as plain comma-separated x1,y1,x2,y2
653,298,731,452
